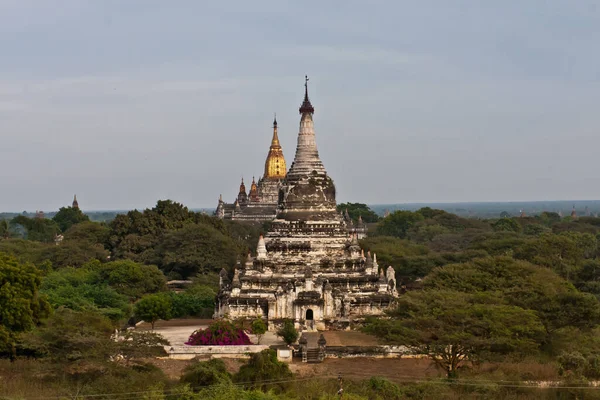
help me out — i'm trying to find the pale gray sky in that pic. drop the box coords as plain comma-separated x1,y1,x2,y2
1,1,599,211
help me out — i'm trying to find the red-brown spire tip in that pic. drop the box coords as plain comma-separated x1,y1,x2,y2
299,75,314,114
273,113,277,127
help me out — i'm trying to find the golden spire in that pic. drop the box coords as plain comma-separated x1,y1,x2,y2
264,115,287,179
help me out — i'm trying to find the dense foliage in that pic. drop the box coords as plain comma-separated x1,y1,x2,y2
134,293,172,329
108,200,255,279
251,318,267,344
6,198,600,397
180,358,231,388
337,202,379,223
41,259,166,321
52,206,90,232
363,208,600,378
0,254,50,358
235,349,293,391
276,320,299,345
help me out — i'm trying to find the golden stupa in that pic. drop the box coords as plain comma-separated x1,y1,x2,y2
264,116,286,180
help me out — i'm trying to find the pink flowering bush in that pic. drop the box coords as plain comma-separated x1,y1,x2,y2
185,320,252,346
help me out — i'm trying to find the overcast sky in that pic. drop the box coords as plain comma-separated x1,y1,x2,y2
1,1,599,212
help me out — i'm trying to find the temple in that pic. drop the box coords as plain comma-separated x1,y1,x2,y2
216,77,397,331
215,116,287,221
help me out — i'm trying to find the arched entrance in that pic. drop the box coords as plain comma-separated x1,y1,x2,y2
306,309,314,321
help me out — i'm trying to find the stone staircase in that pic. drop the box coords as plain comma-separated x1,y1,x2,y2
306,348,321,363
299,332,326,363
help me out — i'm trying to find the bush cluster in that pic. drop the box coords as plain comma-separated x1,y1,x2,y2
185,320,252,346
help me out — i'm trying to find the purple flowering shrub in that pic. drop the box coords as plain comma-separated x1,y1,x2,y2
185,319,252,346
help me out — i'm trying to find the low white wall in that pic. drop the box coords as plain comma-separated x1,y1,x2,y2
166,345,270,360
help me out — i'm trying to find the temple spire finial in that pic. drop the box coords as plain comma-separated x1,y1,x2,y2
72,194,79,209
299,75,314,114
264,113,286,179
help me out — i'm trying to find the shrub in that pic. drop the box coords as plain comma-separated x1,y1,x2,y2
169,286,215,318
276,320,298,345
235,349,292,391
367,377,403,399
180,358,231,389
185,320,251,346
134,294,172,330
251,319,267,344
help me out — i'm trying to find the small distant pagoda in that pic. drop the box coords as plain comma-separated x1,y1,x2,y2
72,194,79,209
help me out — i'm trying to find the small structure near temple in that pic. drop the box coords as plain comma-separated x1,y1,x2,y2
216,77,397,331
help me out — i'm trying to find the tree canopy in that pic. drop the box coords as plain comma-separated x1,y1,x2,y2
0,253,51,358
52,206,90,232
337,202,380,223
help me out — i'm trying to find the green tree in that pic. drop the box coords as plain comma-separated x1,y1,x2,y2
515,233,584,280
107,200,249,280
156,223,239,279
94,259,167,300
337,203,380,223
360,236,429,281
10,215,60,243
0,253,51,358
180,358,232,389
0,219,9,238
41,267,131,321
424,257,600,335
23,308,167,366
523,223,550,236
134,294,172,329
491,218,521,233
365,290,545,378
169,286,216,318
408,221,450,243
117,330,169,362
539,211,562,226
234,349,293,391
251,318,267,344
276,320,298,345
63,220,110,245
22,308,114,363
52,206,90,232
376,211,424,239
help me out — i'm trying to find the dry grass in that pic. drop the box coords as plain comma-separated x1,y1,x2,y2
0,360,65,399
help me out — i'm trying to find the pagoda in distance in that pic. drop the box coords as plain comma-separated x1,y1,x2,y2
216,77,398,331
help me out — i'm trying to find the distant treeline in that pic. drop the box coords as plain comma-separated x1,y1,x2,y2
371,200,600,219
1,211,124,223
